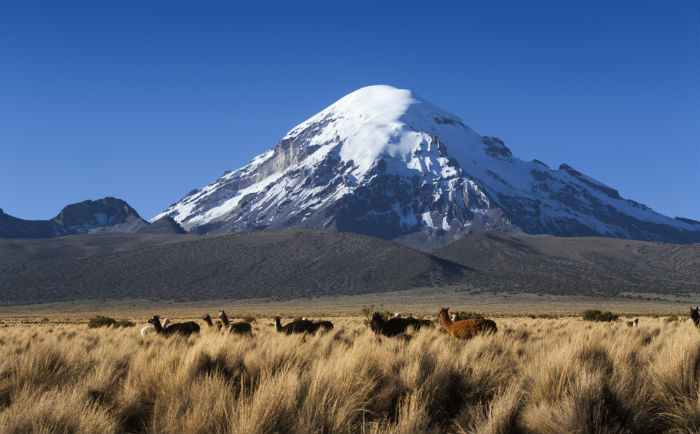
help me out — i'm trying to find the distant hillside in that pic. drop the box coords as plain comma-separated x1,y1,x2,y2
0,232,191,265
0,230,469,304
0,230,696,305
434,231,700,297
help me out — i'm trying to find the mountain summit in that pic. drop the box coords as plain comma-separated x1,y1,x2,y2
154,85,699,249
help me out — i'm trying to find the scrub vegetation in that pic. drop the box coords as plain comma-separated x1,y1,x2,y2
0,315,698,433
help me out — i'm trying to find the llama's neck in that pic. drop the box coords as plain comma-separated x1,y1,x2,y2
275,317,283,332
219,313,230,325
203,317,213,327
152,319,164,332
693,316,700,327
439,311,453,331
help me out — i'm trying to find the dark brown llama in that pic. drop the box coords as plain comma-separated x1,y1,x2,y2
274,316,316,335
314,320,334,332
690,307,700,329
368,312,429,337
218,310,253,335
148,315,199,337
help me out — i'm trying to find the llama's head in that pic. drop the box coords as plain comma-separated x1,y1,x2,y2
218,310,226,319
451,313,459,322
202,314,211,321
690,307,699,324
274,316,281,322
371,312,384,322
439,307,450,316
148,315,160,325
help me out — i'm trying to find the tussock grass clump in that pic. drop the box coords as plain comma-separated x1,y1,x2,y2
456,311,484,319
87,316,134,328
0,316,697,433
87,316,116,328
582,309,619,322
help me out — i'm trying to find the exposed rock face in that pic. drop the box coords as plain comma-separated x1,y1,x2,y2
153,85,699,249
137,216,186,234
52,197,147,234
1,198,184,238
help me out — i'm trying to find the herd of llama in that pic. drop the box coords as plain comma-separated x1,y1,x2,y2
140,307,499,340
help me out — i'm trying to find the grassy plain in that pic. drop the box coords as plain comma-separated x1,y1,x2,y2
0,311,698,433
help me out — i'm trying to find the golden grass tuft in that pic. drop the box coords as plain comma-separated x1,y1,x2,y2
0,316,698,433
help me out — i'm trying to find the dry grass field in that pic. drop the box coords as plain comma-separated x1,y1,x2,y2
0,314,698,433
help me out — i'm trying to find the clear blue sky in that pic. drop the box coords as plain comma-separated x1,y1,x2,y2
1,1,698,221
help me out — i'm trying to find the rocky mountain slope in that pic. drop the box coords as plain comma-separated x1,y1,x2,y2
154,85,699,250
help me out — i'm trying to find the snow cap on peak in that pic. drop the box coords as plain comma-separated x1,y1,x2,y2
285,85,476,174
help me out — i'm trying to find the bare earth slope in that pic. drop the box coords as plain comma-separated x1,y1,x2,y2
434,231,700,297
0,230,469,304
0,232,191,265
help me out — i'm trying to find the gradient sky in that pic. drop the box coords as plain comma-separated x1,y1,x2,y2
1,1,698,221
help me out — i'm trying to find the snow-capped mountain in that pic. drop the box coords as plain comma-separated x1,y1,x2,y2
154,85,699,250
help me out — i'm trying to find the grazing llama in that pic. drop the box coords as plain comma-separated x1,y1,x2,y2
217,310,253,335
626,318,639,327
274,316,316,335
369,312,430,337
439,307,497,340
314,320,334,332
148,315,199,337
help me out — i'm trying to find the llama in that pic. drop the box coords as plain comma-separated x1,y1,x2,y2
369,312,429,337
217,310,253,335
140,317,170,338
148,315,199,337
690,307,700,328
439,307,497,340
451,313,460,322
274,316,316,335
202,314,223,331
313,320,334,332
626,318,639,327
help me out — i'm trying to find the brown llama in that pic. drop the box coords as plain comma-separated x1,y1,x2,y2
438,307,497,340
218,310,253,335
202,314,223,331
